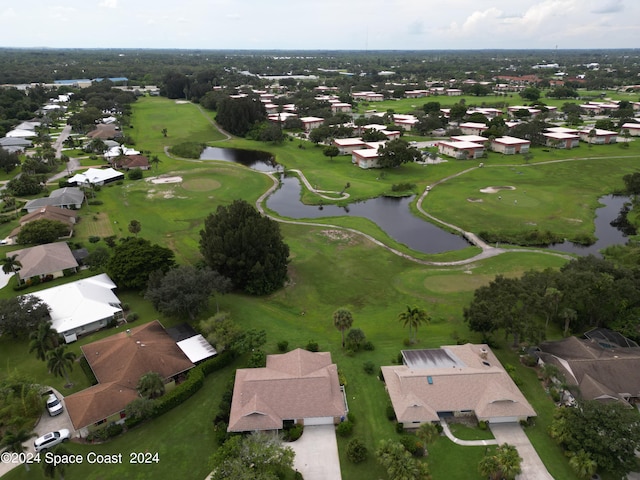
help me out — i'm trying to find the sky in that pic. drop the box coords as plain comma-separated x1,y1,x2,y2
1,0,638,50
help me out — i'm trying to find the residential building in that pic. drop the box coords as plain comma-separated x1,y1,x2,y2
26,273,123,342
228,349,347,432
333,138,367,155
459,122,489,136
10,242,78,284
6,206,78,245
382,344,536,429
112,154,151,170
437,140,485,159
543,132,580,149
23,187,85,213
491,136,531,154
578,128,618,144
331,103,352,113
300,117,324,132
352,146,381,169
68,167,124,186
621,122,640,136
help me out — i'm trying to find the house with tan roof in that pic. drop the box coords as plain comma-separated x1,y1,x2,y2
65,320,196,436
382,344,536,429
10,242,78,284
228,348,347,432
538,335,640,405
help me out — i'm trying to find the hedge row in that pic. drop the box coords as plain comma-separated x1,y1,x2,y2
150,350,236,419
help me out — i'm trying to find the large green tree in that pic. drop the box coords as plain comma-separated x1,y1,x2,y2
200,200,289,295
550,400,640,478
106,237,175,290
145,266,231,320
0,148,20,173
1,428,36,472
0,295,50,338
478,444,522,480
16,219,70,245
376,139,422,168
215,96,266,137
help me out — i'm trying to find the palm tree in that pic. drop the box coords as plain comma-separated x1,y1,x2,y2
29,321,61,361
398,305,430,343
333,308,353,348
43,444,70,479
46,346,77,387
569,450,597,480
2,254,22,283
137,372,166,399
495,443,522,480
150,155,161,172
416,422,439,456
1,428,36,472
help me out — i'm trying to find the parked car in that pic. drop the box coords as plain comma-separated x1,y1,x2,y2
46,393,63,416
34,429,70,452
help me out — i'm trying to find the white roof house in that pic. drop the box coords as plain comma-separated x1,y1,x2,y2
104,146,141,158
28,273,123,342
6,129,38,138
69,168,124,186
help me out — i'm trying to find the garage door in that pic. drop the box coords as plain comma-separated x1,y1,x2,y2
489,417,519,424
303,416,334,426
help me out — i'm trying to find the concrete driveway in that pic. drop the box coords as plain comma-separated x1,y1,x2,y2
489,423,554,480
286,425,342,480
0,388,75,478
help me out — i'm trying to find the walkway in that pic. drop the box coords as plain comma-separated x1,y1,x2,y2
439,419,498,447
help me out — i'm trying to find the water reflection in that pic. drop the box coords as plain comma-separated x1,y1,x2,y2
267,176,470,254
200,146,281,172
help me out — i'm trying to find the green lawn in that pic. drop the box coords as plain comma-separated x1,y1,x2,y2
0,96,607,480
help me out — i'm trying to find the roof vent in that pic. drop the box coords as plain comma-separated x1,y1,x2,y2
479,347,489,360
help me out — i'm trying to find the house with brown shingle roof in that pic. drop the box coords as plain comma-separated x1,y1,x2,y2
10,242,78,283
65,320,195,436
6,206,78,245
538,335,640,404
112,154,150,171
228,348,348,432
381,344,536,429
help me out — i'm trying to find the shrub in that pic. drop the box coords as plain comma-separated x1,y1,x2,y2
346,438,368,463
152,367,204,418
520,354,538,367
121,303,130,311
88,235,101,243
386,404,396,421
247,349,266,368
88,200,103,206
277,340,289,352
283,424,303,442
336,420,353,437
390,182,416,192
347,411,356,424
363,341,375,351
127,312,139,322
294,472,304,480
400,435,421,456
305,340,319,352
395,422,405,434
363,361,375,375
128,168,143,180
105,423,124,438
478,420,488,430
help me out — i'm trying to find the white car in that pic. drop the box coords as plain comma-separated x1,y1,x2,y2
34,429,70,452
46,393,64,416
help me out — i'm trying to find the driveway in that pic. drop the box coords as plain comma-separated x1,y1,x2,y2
489,423,554,480
286,425,342,480
0,388,75,478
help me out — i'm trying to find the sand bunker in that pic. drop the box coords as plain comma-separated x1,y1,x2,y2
467,198,483,203
480,186,516,194
175,100,190,104
148,176,183,184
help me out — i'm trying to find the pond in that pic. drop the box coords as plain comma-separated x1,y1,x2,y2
200,146,280,172
200,146,634,257
266,176,470,254
548,194,634,257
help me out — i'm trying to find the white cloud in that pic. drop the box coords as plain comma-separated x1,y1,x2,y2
99,0,118,8
590,0,624,14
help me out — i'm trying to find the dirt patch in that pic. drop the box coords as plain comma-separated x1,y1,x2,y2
182,178,221,191
175,100,190,104
147,176,183,184
318,229,357,244
467,198,483,203
480,186,516,194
